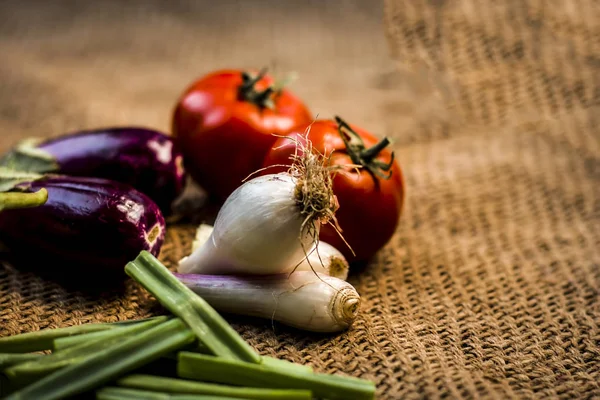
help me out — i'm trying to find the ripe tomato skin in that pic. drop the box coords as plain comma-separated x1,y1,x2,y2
261,119,405,263
171,69,313,201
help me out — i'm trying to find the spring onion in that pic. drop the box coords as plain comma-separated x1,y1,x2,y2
0,250,375,399
189,223,349,280
177,352,376,400
125,251,261,364
52,316,168,351
260,356,313,374
5,316,169,384
0,322,118,353
116,374,312,400
0,353,43,369
178,138,339,277
4,318,195,400
96,386,253,400
173,341,312,374
163,347,311,376
175,271,360,332
109,316,170,327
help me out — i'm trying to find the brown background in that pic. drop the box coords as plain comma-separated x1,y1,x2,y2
0,0,599,399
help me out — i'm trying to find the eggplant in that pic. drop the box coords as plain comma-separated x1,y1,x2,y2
0,127,186,214
0,171,165,274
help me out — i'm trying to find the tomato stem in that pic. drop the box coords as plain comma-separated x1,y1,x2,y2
238,68,276,110
361,137,392,162
334,116,394,180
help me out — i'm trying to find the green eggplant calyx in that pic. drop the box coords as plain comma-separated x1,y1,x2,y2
0,138,59,174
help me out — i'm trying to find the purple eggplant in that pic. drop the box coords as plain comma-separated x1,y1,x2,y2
0,172,165,273
0,127,186,214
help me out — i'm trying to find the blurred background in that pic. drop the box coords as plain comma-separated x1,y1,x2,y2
0,0,418,144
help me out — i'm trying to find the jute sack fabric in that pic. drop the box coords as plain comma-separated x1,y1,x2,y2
0,1,598,398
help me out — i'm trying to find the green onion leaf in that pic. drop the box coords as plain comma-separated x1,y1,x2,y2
259,356,313,374
0,323,116,353
3,318,195,400
0,353,44,369
109,316,169,327
5,315,169,385
125,251,260,364
181,342,311,374
177,352,375,400
117,374,312,400
97,386,253,400
52,316,169,351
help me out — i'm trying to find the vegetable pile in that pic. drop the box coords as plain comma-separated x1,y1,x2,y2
0,127,186,215
0,252,376,399
0,127,183,275
261,117,405,263
0,67,406,398
172,69,405,263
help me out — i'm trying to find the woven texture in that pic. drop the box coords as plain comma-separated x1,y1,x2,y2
1,0,599,398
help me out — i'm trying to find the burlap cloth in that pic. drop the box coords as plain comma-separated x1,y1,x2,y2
0,0,598,398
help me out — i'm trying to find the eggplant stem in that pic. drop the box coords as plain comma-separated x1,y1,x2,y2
0,189,48,211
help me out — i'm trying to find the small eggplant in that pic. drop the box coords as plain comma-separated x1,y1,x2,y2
0,169,165,273
0,127,186,214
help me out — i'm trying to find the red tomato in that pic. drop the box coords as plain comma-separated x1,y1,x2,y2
172,69,313,201
262,117,405,263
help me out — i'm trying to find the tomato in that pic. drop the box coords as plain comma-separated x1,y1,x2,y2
172,69,313,201
262,117,405,263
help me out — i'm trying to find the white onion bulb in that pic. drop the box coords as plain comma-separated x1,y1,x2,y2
189,223,349,280
178,174,319,275
175,271,361,333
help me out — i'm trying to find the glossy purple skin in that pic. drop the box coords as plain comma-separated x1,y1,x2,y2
0,175,165,272
38,127,186,214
